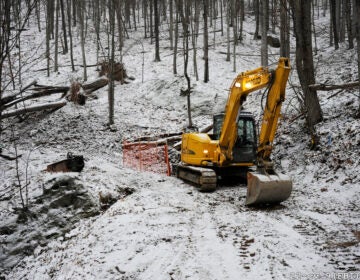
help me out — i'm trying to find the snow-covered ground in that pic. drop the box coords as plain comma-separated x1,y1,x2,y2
1,9,359,280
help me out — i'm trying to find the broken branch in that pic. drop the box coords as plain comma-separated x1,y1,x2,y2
309,81,360,91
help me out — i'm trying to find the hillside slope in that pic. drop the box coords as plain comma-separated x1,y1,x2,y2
1,11,359,280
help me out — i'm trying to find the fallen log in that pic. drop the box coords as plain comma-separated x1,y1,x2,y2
0,80,37,107
1,101,67,119
82,78,108,94
309,81,360,91
31,85,69,92
3,86,69,110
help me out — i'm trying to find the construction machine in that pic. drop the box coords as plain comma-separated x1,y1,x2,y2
177,57,292,206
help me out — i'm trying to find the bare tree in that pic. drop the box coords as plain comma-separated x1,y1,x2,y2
330,0,339,49
60,0,68,54
355,0,360,117
154,0,161,61
232,0,237,72
108,0,115,125
344,0,354,49
79,0,87,81
280,0,290,57
178,0,193,128
226,0,231,61
204,0,209,82
54,0,59,72
291,0,323,141
191,1,199,81
169,0,174,50
260,0,268,66
46,0,52,77
66,0,75,71
173,0,179,75
253,0,260,39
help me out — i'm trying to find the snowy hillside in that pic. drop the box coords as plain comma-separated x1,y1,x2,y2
1,6,359,280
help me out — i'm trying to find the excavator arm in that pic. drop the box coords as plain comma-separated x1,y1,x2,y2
218,58,290,166
257,58,290,162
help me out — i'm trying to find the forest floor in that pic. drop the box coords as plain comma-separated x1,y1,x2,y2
1,10,359,280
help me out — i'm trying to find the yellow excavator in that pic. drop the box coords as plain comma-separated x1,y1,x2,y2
177,57,292,206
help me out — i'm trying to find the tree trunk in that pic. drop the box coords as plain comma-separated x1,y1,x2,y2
239,0,244,42
108,0,115,125
191,1,199,81
179,0,193,128
35,0,41,32
46,0,51,77
144,0,148,38
312,0,318,55
220,0,224,35
66,0,75,71
232,0,237,72
60,0,68,54
330,0,339,49
355,0,360,116
169,0,173,50
226,0,231,61
154,0,161,61
79,0,87,81
150,0,153,43
204,0,209,83
54,0,59,73
344,0,354,49
253,0,260,39
132,0,137,31
280,0,290,57
291,0,323,135
173,1,179,75
115,1,124,55
271,0,277,34
260,0,268,66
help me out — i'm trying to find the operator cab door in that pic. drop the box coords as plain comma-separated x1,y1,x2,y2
233,117,257,163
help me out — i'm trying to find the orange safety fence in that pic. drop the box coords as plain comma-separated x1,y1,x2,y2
122,140,171,176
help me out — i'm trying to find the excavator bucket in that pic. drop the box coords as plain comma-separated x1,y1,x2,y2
246,171,292,206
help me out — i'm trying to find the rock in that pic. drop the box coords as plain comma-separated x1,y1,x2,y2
0,176,100,274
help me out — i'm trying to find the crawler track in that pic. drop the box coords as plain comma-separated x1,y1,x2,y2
176,164,217,192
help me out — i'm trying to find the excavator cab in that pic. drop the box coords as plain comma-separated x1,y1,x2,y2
213,112,257,164
233,113,257,164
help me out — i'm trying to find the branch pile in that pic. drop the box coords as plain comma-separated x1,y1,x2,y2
0,78,108,120
99,61,135,84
